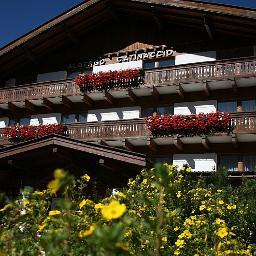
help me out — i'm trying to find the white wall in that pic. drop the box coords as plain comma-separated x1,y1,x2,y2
174,100,217,115
30,113,61,125
87,107,141,122
173,153,217,172
93,60,143,73
37,71,67,83
175,51,216,65
0,117,9,128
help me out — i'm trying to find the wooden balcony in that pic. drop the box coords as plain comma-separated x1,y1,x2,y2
1,113,256,149
0,57,256,106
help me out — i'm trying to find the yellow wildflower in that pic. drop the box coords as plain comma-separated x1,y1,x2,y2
162,236,167,242
47,179,60,194
0,204,12,212
199,204,206,211
175,239,185,247
216,227,228,238
94,203,104,211
22,199,29,206
174,250,180,255
33,191,44,196
142,179,147,185
215,218,225,225
176,191,181,198
38,223,47,231
183,230,192,238
227,204,236,210
117,192,126,198
48,210,61,216
174,226,179,231
82,174,90,182
101,201,126,220
218,200,224,205
79,199,93,209
78,225,96,238
54,169,65,179
115,242,129,251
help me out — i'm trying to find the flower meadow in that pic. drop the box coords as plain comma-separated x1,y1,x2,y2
0,165,256,255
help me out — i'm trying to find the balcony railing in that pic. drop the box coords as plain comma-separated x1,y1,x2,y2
67,119,148,140
1,113,256,146
145,56,256,85
0,57,256,104
0,80,80,103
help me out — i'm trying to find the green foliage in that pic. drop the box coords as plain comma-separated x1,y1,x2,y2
0,165,256,255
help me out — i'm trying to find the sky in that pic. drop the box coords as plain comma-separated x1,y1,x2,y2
0,0,255,48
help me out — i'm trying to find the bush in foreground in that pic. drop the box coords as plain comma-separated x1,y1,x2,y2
0,165,256,256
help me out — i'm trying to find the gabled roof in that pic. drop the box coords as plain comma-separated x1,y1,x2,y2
0,134,147,167
1,0,256,80
1,0,255,57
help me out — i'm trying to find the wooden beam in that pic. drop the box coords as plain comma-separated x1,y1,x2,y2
203,80,210,96
100,140,109,146
83,94,94,106
202,136,210,150
174,135,183,151
8,102,19,112
152,86,160,102
203,15,213,40
146,138,158,152
232,133,238,149
43,98,55,111
21,46,39,66
25,100,37,112
231,78,238,93
65,23,79,45
105,91,115,105
128,89,137,103
122,139,134,151
62,96,73,109
176,84,184,98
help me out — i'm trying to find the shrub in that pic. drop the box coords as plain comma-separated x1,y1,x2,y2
0,166,255,255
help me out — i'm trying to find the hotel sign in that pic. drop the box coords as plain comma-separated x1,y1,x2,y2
68,48,175,69
117,49,175,63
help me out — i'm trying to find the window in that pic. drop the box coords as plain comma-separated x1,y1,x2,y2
244,155,256,172
62,114,76,124
159,58,175,68
242,100,256,112
78,113,87,123
20,118,30,126
219,155,239,172
9,119,17,127
143,61,155,70
218,101,237,113
141,106,173,117
67,71,81,80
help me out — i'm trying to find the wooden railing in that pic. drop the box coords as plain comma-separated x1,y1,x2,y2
1,113,256,146
67,119,149,140
231,112,256,133
144,57,256,85
0,57,256,104
0,80,80,103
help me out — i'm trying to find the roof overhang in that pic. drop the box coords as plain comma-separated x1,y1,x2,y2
0,134,147,167
1,0,256,79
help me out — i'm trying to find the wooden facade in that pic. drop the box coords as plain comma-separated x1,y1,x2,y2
0,0,256,192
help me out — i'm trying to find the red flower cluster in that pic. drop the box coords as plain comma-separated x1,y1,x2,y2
74,69,144,93
145,112,233,137
3,124,67,143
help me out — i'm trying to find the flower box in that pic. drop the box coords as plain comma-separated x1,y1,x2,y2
3,124,67,143
145,112,233,137
74,69,144,93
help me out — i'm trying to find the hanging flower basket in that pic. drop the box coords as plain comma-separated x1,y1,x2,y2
2,124,67,143
145,112,233,137
74,69,144,93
